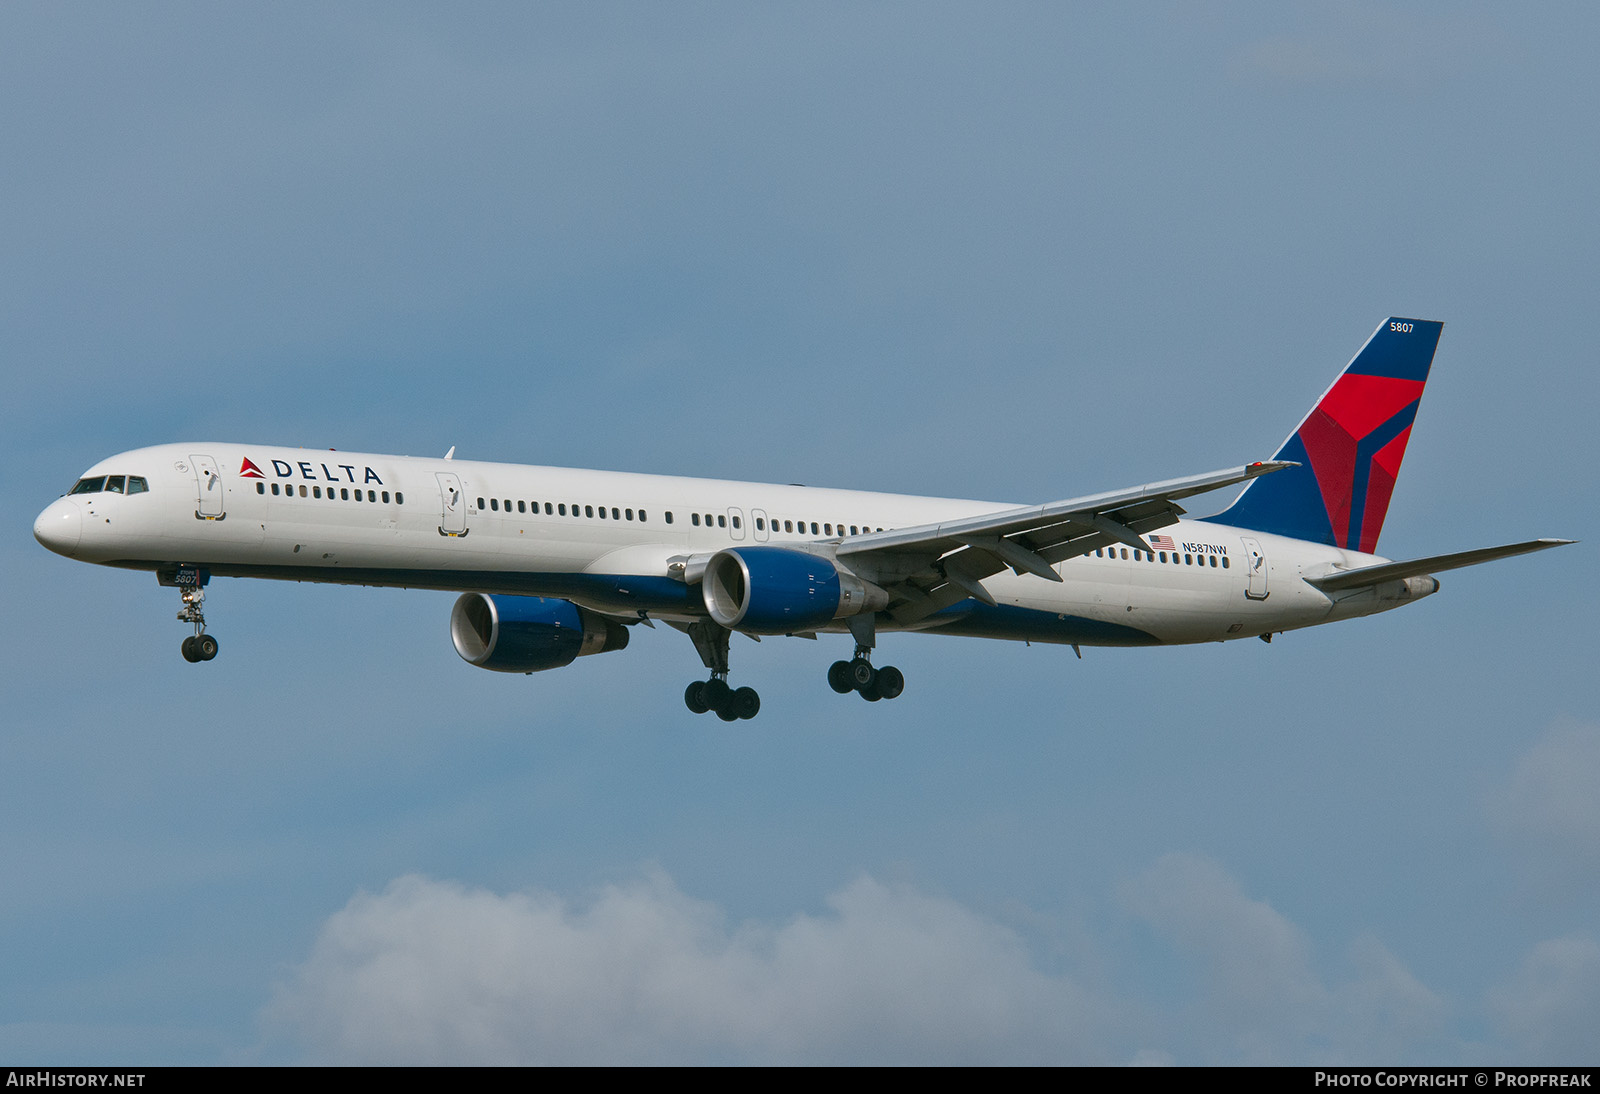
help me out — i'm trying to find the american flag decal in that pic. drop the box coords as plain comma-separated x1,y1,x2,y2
1148,534,1176,551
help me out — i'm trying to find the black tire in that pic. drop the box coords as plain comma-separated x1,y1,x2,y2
685,680,709,714
197,634,219,661
860,678,883,701
702,678,731,709
827,660,855,694
715,699,741,722
850,659,876,689
181,636,200,663
876,665,904,700
734,686,761,720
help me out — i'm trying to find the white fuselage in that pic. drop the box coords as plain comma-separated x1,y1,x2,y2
33,442,1432,648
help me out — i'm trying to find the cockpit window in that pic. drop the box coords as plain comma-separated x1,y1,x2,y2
67,474,148,495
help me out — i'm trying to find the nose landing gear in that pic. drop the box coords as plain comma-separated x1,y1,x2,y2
164,567,219,663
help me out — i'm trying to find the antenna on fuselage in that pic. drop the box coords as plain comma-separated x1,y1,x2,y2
443,446,455,460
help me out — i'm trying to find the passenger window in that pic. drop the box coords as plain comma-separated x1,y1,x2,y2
477,497,485,509
824,523,831,535
384,492,391,504
810,522,819,534
785,521,793,533
1209,556,1217,567
717,515,726,528
598,506,607,519
299,485,308,497
612,508,620,520
692,513,701,526
1222,557,1230,568
640,510,648,522
396,492,404,504
271,483,281,496
314,486,323,499
490,498,498,511
756,518,764,531
127,476,148,494
732,516,740,529
558,503,567,516
585,505,594,518
1185,554,1192,565
626,509,634,521
664,512,673,524
545,503,553,515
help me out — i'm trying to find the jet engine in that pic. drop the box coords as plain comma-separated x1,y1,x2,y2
450,593,629,673
701,546,888,634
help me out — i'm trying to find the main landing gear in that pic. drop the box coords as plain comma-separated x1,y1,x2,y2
171,570,219,663
827,654,904,702
683,621,761,721
827,614,905,702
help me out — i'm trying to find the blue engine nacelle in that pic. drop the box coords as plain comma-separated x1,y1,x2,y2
702,547,887,634
450,593,630,673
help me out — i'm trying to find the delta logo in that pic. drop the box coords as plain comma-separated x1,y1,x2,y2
241,453,385,485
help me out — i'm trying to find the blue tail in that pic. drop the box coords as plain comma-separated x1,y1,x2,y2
1215,318,1443,552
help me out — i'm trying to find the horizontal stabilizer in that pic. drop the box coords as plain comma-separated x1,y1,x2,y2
1306,538,1574,592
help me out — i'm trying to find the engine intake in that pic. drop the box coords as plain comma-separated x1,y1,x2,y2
702,547,887,633
451,593,629,673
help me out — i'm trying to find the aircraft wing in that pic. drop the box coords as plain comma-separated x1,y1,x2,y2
837,461,1293,625
1305,538,1575,593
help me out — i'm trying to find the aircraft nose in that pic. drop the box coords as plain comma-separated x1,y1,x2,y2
34,499,82,558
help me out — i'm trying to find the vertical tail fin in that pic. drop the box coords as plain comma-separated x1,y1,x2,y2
1215,317,1443,553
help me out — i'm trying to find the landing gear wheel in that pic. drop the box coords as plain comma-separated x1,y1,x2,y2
685,680,710,714
181,636,200,663
197,634,219,661
733,686,761,720
828,660,856,694
875,665,904,700
850,660,876,690
703,678,731,710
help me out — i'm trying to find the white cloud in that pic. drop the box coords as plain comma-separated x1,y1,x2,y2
1490,719,1600,875
1487,934,1600,1063
1120,853,1446,1064
264,870,1106,1065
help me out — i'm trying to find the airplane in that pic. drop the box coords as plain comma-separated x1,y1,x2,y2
33,317,1571,721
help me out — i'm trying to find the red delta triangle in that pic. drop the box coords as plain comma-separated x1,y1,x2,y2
238,457,265,479
1296,374,1425,550
1359,426,1412,553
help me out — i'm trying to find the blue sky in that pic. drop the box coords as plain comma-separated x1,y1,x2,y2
3,2,1596,1064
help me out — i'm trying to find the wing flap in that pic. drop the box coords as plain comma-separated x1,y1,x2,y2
838,462,1291,563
